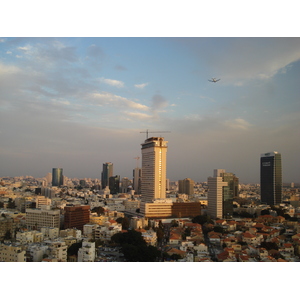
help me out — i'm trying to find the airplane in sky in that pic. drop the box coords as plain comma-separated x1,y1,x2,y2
208,78,221,83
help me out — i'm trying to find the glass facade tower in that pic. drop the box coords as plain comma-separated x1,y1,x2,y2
52,168,63,187
101,162,113,189
260,151,282,205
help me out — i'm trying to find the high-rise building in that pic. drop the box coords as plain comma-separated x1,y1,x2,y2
141,137,168,203
260,151,282,205
52,168,63,187
140,136,201,218
133,167,142,194
101,162,113,189
207,169,239,219
109,175,120,194
178,178,195,196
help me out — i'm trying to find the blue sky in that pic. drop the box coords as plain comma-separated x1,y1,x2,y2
1,37,300,183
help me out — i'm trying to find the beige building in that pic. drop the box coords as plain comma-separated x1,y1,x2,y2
44,240,67,262
207,169,228,219
178,178,195,196
0,243,26,262
16,230,43,244
140,137,168,205
40,227,59,240
26,208,60,230
141,199,173,218
35,196,52,209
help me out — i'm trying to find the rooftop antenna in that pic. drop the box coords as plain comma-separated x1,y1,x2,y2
140,129,171,139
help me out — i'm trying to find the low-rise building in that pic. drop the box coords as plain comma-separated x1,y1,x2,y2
0,243,26,262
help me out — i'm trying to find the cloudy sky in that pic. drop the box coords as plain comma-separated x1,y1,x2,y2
0,37,299,183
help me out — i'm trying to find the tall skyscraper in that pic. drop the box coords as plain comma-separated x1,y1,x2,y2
133,167,142,194
52,168,63,187
141,137,168,203
260,151,282,205
109,175,120,194
207,169,239,219
101,162,113,189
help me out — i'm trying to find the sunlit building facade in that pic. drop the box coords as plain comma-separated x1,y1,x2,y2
141,137,168,203
207,169,239,219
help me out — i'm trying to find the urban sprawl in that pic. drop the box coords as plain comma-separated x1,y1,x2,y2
1,137,299,262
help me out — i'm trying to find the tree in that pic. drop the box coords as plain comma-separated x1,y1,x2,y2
67,242,82,256
192,215,213,225
91,206,105,216
4,230,12,240
261,209,270,216
111,230,161,262
7,199,16,209
116,217,130,230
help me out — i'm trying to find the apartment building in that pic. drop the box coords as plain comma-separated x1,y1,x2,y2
0,243,26,262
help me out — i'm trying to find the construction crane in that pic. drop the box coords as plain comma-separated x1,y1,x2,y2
134,156,140,168
140,129,171,139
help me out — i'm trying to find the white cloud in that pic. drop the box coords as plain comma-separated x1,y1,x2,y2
224,118,252,130
6,51,12,54
124,111,152,120
100,77,124,88
0,63,20,75
89,92,149,111
134,83,149,89
17,46,31,52
51,99,71,106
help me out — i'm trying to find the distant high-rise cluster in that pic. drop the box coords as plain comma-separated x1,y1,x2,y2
260,151,282,205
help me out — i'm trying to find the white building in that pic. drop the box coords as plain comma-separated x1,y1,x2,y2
77,241,95,262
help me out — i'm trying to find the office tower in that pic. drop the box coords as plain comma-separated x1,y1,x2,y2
178,178,195,196
64,205,90,231
222,172,239,218
101,162,113,189
52,168,63,187
133,167,142,194
109,175,120,194
207,169,239,219
141,137,168,203
260,151,282,205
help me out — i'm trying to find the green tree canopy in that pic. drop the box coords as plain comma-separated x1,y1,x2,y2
111,230,160,262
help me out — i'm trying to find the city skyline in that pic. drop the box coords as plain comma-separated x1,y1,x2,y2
1,37,300,183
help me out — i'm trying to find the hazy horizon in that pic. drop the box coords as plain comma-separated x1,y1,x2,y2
1,37,299,184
